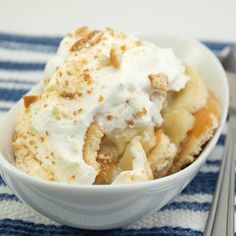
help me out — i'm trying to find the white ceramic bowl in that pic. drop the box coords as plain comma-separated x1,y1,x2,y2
0,34,229,230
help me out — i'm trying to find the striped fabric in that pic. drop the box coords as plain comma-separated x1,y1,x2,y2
0,32,231,235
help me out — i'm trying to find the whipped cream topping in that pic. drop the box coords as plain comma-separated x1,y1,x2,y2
29,28,189,184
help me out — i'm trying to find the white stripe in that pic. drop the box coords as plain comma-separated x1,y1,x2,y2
0,48,53,62
0,186,13,195
208,145,223,161
0,200,57,225
126,209,208,231
0,82,33,90
174,194,212,203
222,123,227,134
0,71,44,82
200,165,219,173
0,101,15,109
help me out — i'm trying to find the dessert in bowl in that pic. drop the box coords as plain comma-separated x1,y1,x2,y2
0,27,228,229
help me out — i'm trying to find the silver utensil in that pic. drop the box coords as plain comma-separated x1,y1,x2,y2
204,44,236,236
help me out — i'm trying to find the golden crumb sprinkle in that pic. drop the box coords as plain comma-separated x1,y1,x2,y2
87,89,93,94
106,115,113,121
73,108,83,115
40,137,45,142
81,59,88,64
75,26,89,37
84,73,93,84
127,120,134,126
70,175,76,180
89,31,104,46
45,130,49,136
135,108,147,119
66,33,73,38
70,38,87,52
98,95,104,102
110,46,122,69
65,80,69,86
87,30,100,40
23,95,38,109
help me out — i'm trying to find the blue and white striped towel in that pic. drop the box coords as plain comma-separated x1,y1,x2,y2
0,32,231,235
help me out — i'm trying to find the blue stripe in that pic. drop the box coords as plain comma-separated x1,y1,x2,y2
0,193,19,201
206,160,221,166
0,219,202,235
0,32,61,47
0,78,36,85
0,88,28,101
162,201,210,212
183,172,219,195
0,176,6,186
217,134,225,145
0,61,45,71
202,41,231,51
0,107,10,112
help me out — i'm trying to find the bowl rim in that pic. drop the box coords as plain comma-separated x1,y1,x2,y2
0,33,229,192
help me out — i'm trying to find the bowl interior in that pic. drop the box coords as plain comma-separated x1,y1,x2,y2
0,34,229,188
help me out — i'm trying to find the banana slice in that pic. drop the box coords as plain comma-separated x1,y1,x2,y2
112,136,153,184
139,126,157,154
162,110,195,146
169,92,220,174
166,65,208,113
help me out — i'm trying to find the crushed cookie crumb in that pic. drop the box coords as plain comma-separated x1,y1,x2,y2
136,40,143,46
77,92,83,97
29,140,35,145
148,73,168,94
73,108,83,115
43,104,48,108
127,120,134,126
110,46,122,69
81,59,88,64
66,71,72,76
87,89,93,94
70,38,87,52
45,130,49,136
40,137,45,142
89,31,104,46
67,33,73,38
65,80,69,86
120,45,127,52
106,27,115,36
106,115,113,121
134,108,147,119
98,95,104,102
87,30,100,40
60,91,76,99
84,73,93,84
23,95,38,109
75,26,89,37
70,175,76,180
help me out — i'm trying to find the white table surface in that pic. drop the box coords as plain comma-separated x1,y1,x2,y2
0,0,235,41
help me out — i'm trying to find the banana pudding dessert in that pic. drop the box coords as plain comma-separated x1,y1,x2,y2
13,27,220,185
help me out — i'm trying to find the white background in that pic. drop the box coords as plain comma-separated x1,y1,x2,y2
0,0,235,41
